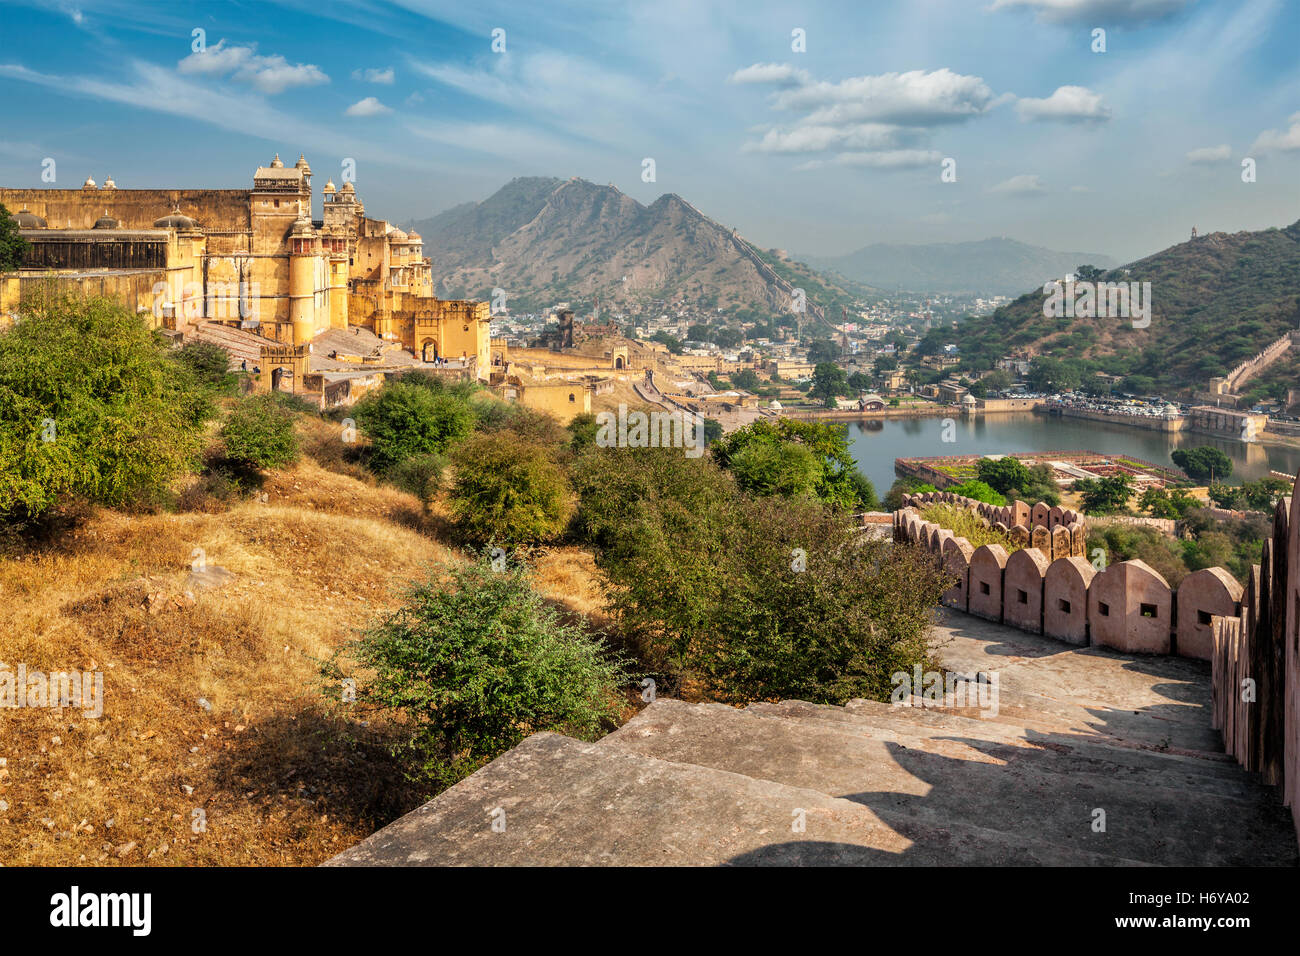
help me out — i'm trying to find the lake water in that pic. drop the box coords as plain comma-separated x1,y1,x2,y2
845,411,1300,495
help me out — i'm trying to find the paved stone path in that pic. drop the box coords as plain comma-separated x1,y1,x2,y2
328,610,1298,866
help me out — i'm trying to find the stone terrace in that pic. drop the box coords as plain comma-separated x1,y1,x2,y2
327,609,1297,867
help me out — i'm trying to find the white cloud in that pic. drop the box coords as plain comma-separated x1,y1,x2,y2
989,174,1047,196
1016,86,1111,123
727,63,810,87
989,0,1193,24
1251,112,1300,153
177,40,328,94
345,96,392,117
768,68,1001,127
1186,144,1231,164
742,123,917,154
352,67,395,84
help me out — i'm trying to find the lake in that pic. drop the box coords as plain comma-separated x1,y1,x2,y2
844,411,1300,496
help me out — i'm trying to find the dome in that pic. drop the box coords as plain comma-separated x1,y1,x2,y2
102,176,117,189
82,176,96,189
93,213,120,229
14,208,47,229
270,153,284,168
295,154,311,173
322,179,336,195
961,393,977,404
291,216,314,237
407,230,421,240
339,181,355,194
390,228,408,241
153,208,199,229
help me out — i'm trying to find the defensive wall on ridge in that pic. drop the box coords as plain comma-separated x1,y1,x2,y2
895,490,1242,659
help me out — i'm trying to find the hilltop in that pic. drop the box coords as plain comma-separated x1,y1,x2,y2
408,177,868,327
954,220,1300,396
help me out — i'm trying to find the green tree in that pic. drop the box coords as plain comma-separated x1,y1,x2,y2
733,368,761,390
810,361,849,407
327,557,625,791
0,204,31,271
447,431,571,546
176,341,237,393
1171,446,1233,483
0,294,211,519
1075,474,1134,515
946,479,1005,505
571,448,943,703
651,332,684,354
353,380,476,474
221,393,300,471
711,417,874,510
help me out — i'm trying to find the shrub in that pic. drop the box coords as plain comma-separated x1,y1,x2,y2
945,479,1006,505
919,503,1021,552
572,446,944,702
711,417,876,510
352,380,476,473
176,341,237,392
328,558,626,792
0,294,211,520
447,432,571,546
221,393,300,471
387,452,446,508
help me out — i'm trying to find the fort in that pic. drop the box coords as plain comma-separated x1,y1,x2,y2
1,155,490,395
895,490,1241,658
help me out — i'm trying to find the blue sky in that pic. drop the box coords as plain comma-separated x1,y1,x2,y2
1,0,1298,263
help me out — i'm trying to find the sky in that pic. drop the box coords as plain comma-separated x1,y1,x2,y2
1,0,1298,264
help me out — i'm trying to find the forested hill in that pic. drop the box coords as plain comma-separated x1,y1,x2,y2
952,220,1300,397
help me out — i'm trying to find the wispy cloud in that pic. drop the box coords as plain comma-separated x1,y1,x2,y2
989,0,1193,25
352,67,395,84
177,40,328,95
1186,144,1231,163
989,173,1047,196
1251,112,1300,153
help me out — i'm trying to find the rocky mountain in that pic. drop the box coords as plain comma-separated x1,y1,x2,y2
953,221,1300,397
804,237,1115,297
407,177,867,324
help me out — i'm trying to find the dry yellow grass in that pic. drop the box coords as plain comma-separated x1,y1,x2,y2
0,407,634,866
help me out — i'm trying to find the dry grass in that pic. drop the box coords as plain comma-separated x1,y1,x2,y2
0,408,632,866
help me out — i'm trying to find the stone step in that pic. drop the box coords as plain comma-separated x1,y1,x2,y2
325,731,1149,867
745,700,1260,800
600,700,1297,866
929,612,1222,752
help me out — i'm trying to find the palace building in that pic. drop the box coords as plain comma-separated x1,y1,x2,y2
0,154,490,387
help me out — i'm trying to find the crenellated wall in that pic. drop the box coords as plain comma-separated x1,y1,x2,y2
1210,485,1300,843
893,493,1242,658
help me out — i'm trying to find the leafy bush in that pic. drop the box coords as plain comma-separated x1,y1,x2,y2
221,393,299,471
1172,446,1233,483
711,417,876,510
572,446,944,702
328,558,626,792
387,452,446,508
447,431,571,546
352,380,477,473
0,294,211,519
946,479,1006,505
176,341,237,392
919,503,1021,552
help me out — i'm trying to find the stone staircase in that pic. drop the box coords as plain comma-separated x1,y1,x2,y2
326,611,1298,866
186,320,281,370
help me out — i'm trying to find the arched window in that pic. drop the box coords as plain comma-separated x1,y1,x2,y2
568,393,575,403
